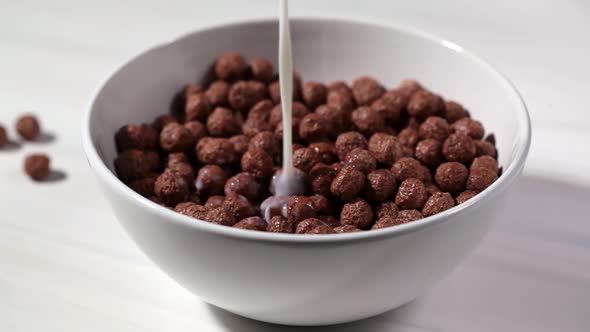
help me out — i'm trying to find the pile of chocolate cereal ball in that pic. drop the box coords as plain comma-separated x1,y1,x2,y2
113,53,500,234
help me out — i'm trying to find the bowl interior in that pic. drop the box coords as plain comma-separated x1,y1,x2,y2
88,18,528,205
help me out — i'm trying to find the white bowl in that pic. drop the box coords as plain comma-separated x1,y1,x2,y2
82,17,531,326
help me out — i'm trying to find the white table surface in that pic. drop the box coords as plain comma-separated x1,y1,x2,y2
1,1,589,331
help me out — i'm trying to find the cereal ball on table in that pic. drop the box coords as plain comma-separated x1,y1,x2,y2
24,153,50,181
16,114,41,141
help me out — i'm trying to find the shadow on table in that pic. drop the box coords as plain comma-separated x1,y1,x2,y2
206,175,590,332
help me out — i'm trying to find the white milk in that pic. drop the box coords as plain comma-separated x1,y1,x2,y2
261,0,306,221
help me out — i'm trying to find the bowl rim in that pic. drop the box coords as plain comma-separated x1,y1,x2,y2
81,16,531,244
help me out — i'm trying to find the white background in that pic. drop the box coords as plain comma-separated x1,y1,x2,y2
1,1,589,331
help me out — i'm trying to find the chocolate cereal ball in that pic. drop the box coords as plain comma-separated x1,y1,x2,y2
206,207,237,226
309,195,331,214
425,182,441,196
207,107,241,137
228,81,267,112
309,142,336,164
444,100,469,123
307,224,335,234
295,218,325,234
160,123,194,152
249,131,280,161
151,114,177,132
206,195,226,209
368,133,409,166
16,114,41,141
269,102,310,128
168,162,195,185
452,118,484,140
215,53,247,81
327,89,356,113
167,152,189,166
299,113,329,142
390,157,430,183
471,155,499,173
466,167,498,192
184,121,208,142
115,124,158,152
334,131,368,161
155,169,190,206
248,99,273,120
351,106,386,135
24,153,50,181
185,92,212,122
372,216,404,230
456,190,477,204
224,172,261,200
398,79,423,98
366,169,397,202
397,127,419,149
442,133,476,164
330,167,366,201
422,192,455,217
174,202,208,220
418,116,450,142
206,80,230,106
223,192,256,220
395,209,424,223
114,149,160,183
292,147,319,173
241,149,274,179
229,134,249,155
328,80,351,93
344,148,376,175
234,216,268,231
395,178,428,210
308,163,337,196
195,164,228,196
351,76,385,106
267,216,295,233
371,90,404,123
302,81,328,109
196,137,237,165
415,139,443,167
434,162,469,194
376,201,399,219
249,57,274,83
475,140,497,157
341,198,373,230
315,105,349,135
407,90,443,120
286,196,317,224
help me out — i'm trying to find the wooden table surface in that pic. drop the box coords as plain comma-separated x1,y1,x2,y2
1,1,589,331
